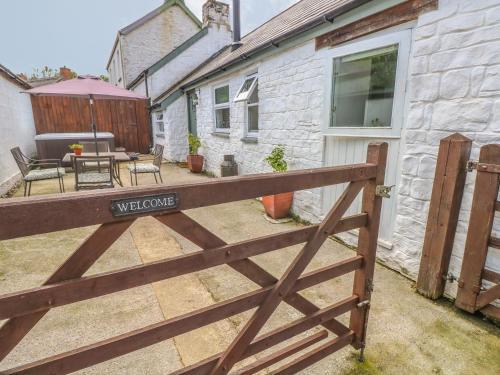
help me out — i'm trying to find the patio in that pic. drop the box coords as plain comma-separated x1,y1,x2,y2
0,162,498,374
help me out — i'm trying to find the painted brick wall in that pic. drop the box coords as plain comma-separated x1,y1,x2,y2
393,0,500,298
0,76,36,195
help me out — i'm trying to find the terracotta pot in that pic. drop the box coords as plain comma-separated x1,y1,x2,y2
262,192,294,219
187,154,204,173
74,148,82,156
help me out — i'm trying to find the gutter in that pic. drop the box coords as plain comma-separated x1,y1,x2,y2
180,0,372,90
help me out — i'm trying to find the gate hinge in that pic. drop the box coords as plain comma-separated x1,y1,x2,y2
375,185,394,198
357,300,370,308
467,160,478,172
442,273,456,283
366,278,374,293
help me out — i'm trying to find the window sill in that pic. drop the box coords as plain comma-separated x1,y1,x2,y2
211,132,230,138
241,137,258,144
156,134,165,139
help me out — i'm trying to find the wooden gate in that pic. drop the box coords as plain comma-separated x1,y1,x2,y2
455,144,500,319
0,143,387,374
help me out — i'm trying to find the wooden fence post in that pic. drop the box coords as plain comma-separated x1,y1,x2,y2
455,144,500,312
416,133,472,299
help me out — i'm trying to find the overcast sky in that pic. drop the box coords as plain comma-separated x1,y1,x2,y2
0,0,299,77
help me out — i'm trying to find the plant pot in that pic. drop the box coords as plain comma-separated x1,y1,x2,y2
262,192,293,219
187,154,204,173
74,149,82,156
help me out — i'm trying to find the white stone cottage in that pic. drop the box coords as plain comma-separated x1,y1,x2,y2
0,64,36,195
110,0,500,300
106,0,203,88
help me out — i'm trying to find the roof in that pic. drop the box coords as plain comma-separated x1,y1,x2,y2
106,0,202,69
154,0,371,105
26,75,147,100
0,63,31,89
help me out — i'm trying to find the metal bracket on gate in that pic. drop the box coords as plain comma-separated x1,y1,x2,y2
375,185,394,198
467,160,500,174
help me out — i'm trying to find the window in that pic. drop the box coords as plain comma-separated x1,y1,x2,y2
214,85,230,131
331,45,398,128
234,76,257,102
154,111,164,135
235,75,259,136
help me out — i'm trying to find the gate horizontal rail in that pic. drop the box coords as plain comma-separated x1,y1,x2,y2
0,142,387,374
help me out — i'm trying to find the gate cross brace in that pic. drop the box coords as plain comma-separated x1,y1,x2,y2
208,180,366,375
156,213,352,337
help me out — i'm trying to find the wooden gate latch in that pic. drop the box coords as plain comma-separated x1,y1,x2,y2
467,160,500,173
375,185,394,198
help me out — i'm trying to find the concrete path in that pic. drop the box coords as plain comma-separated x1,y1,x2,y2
1,162,499,374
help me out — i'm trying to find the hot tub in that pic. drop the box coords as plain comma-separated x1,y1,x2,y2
35,132,115,162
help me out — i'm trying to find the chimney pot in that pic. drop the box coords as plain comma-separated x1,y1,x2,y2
202,0,230,30
59,67,73,80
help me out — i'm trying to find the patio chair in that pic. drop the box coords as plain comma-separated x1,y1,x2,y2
11,147,65,197
72,155,115,191
127,144,164,186
79,141,111,171
80,141,110,153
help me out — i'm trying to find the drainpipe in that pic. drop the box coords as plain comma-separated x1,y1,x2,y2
143,70,154,149
231,0,242,51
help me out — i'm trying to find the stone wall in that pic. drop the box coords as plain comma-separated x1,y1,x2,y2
0,76,36,195
147,24,232,100
194,41,326,222
392,0,500,297
121,4,200,86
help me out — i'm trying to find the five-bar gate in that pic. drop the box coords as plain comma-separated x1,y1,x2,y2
0,142,387,374
455,144,500,319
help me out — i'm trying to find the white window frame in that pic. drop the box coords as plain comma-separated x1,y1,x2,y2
234,75,258,103
322,28,411,138
213,83,231,133
154,111,165,137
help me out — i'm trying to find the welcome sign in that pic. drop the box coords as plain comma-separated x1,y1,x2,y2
110,193,178,217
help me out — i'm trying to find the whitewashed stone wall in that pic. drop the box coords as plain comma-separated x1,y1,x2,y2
121,4,200,86
194,41,326,222
147,24,232,100
156,96,190,161
392,0,500,298
0,76,36,195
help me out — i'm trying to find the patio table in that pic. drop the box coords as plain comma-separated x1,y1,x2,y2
63,152,131,186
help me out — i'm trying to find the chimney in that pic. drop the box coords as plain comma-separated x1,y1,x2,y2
59,67,73,80
231,0,242,51
202,0,230,30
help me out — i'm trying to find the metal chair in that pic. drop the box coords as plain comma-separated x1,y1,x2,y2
127,144,164,186
72,155,115,191
11,147,65,196
79,141,110,153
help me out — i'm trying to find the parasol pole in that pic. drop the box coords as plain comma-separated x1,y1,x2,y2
89,94,99,156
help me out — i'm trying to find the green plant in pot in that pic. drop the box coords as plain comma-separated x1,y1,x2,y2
262,145,293,219
187,133,204,173
69,143,83,156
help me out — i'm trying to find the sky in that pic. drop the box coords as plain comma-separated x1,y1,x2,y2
0,0,299,77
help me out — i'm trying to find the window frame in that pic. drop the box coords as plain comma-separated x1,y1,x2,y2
154,111,165,137
234,75,258,103
245,76,259,138
213,83,231,133
322,28,411,138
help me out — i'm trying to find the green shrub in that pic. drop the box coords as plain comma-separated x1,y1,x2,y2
265,145,288,172
188,133,201,155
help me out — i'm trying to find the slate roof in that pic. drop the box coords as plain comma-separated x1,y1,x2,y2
0,63,31,89
153,0,371,105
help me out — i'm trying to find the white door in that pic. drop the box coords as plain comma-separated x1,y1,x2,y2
322,28,412,246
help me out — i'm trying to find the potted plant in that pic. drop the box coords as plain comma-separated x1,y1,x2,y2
187,133,204,173
262,146,293,219
69,144,83,156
